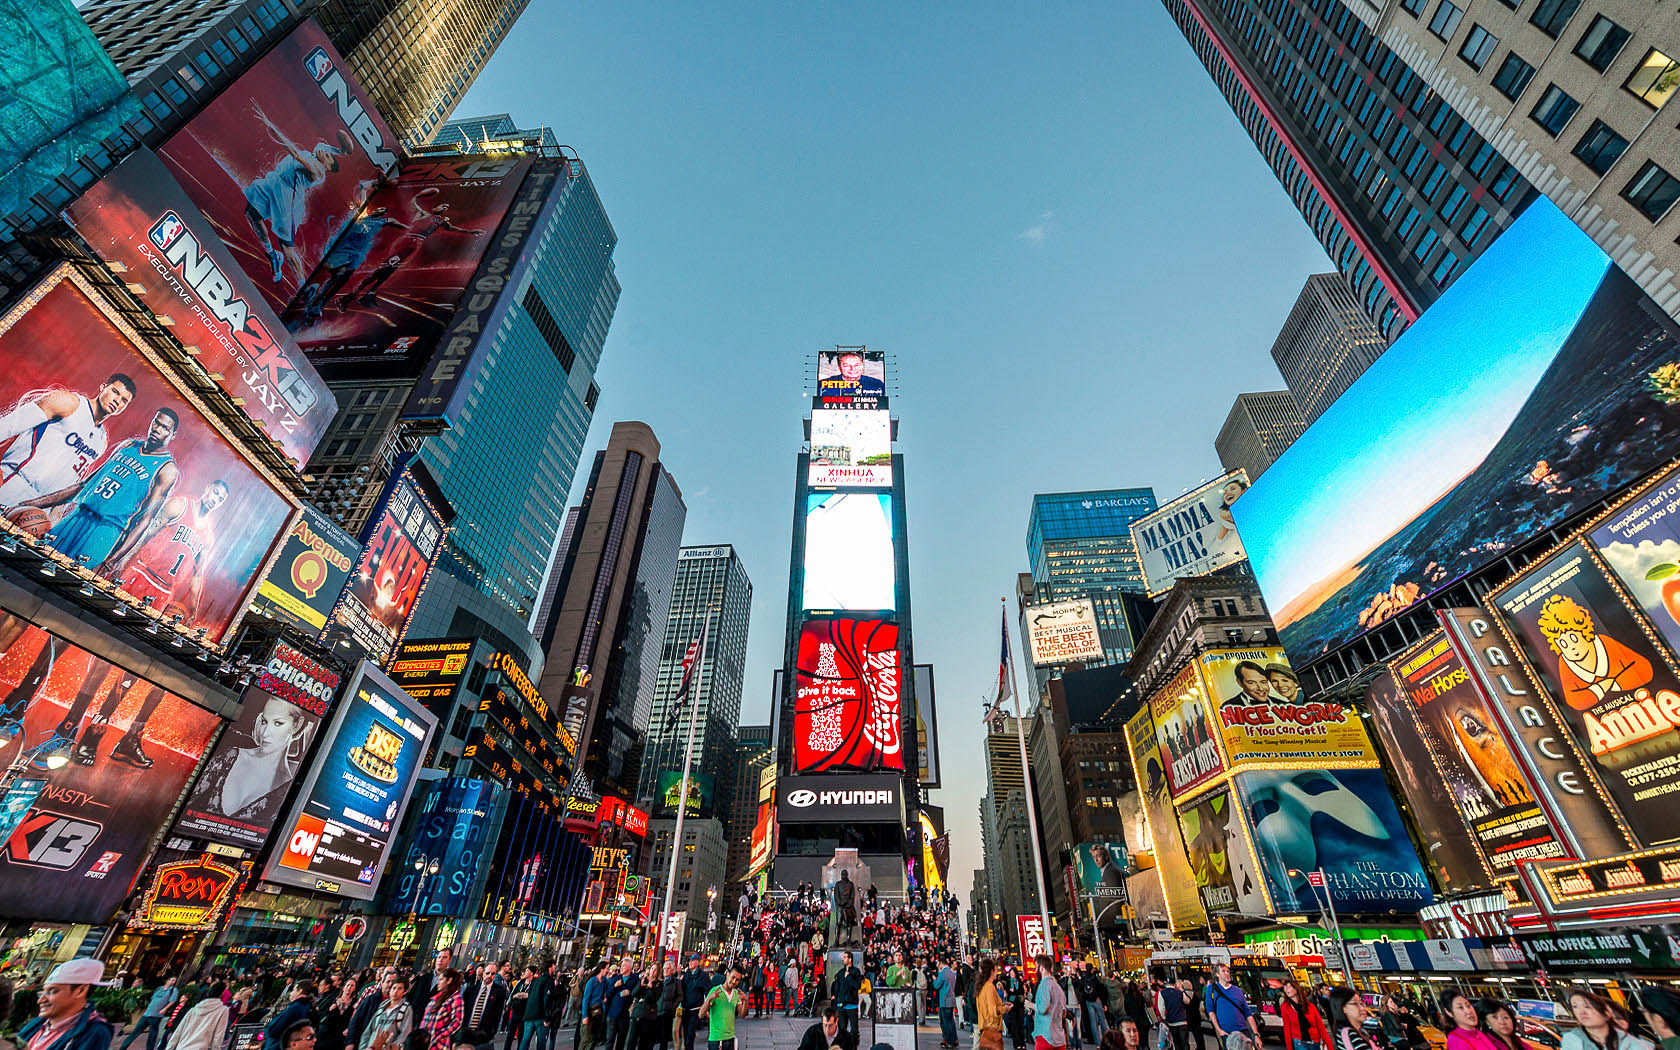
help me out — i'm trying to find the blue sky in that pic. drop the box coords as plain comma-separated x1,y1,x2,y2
459,1,1336,898
1234,202,1610,618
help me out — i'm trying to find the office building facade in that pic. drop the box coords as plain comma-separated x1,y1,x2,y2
311,0,531,146
536,422,687,801
637,545,754,804
1366,0,1680,321
642,817,729,951
1162,0,1537,339
721,723,773,915
1215,390,1309,481
1024,489,1158,681
1271,273,1389,421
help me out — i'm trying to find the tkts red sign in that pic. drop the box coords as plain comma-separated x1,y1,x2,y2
794,619,904,773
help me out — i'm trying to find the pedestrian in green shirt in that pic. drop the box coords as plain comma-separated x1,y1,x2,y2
700,967,745,1050
883,950,912,989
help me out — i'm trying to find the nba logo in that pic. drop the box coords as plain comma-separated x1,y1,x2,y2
304,47,334,82
148,212,184,250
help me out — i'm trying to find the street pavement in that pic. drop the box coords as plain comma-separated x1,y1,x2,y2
548,1013,962,1050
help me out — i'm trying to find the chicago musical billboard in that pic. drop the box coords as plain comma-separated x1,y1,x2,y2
793,618,904,773
1132,470,1249,596
0,267,295,644
1234,202,1680,666
263,660,435,899
0,613,220,923
802,492,896,612
157,20,397,314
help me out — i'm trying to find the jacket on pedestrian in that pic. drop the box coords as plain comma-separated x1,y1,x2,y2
977,980,1004,1034
604,974,639,1021
830,967,862,1009
936,968,958,1010
1155,985,1187,1027
169,998,230,1050
524,977,552,1024
347,990,384,1048
264,997,315,1050
20,1006,114,1050
681,970,712,1013
1280,998,1330,1048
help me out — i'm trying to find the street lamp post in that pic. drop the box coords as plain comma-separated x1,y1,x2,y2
412,857,441,916
1289,867,1352,980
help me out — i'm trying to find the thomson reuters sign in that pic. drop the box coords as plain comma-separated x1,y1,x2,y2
777,774,902,823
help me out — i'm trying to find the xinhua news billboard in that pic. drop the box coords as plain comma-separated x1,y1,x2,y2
1234,200,1680,667
809,408,892,488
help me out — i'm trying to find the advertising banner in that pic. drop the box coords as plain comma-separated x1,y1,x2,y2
0,268,296,644
1363,666,1497,893
655,771,714,818
802,492,896,612
1491,541,1680,847
63,148,335,468
1178,788,1268,916
1125,704,1207,930
263,661,435,899
1590,463,1680,657
388,638,474,718
175,641,338,848
1385,633,1563,880
157,20,398,314
286,155,532,369
809,408,892,488
0,613,220,923
1025,599,1105,667
1233,201,1680,667
913,663,939,788
1132,470,1250,596
330,460,448,663
792,618,903,772
748,800,775,876
1199,647,1376,771
1017,916,1049,979
1148,663,1224,799
816,349,887,400
1234,768,1435,914
130,856,242,931
252,502,358,631
386,776,501,916
776,773,903,824
1072,843,1129,898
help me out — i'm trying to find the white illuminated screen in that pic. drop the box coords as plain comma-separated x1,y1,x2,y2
801,492,896,611
809,408,892,487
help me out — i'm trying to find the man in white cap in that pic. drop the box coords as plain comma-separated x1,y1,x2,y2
18,958,113,1050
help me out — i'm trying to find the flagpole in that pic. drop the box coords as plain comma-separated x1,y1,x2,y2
660,602,714,960
1003,599,1054,948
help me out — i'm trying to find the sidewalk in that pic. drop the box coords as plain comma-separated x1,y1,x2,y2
551,1012,959,1050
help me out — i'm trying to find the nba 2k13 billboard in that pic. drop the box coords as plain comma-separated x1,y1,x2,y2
0,266,296,645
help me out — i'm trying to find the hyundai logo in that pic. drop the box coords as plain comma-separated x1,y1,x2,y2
787,789,817,808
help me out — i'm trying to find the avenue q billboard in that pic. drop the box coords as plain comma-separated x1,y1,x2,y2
1234,201,1680,667
1132,470,1249,596
1025,598,1104,666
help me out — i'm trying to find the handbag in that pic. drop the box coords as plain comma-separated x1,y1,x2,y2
980,1029,1005,1050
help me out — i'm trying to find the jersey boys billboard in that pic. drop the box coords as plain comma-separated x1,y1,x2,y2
793,618,904,773
63,148,335,469
0,268,295,644
157,20,398,316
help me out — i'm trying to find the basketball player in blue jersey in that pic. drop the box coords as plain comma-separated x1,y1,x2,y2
26,409,180,574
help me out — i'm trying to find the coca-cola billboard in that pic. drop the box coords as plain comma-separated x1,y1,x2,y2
793,619,903,772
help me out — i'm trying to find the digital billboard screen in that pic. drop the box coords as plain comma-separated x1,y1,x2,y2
175,641,338,848
793,618,904,773
263,660,435,899
809,408,891,488
387,776,501,916
330,461,447,663
802,492,895,612
1491,540,1680,846
654,771,714,818
251,502,358,632
63,148,336,468
1132,470,1249,596
0,612,220,923
285,155,532,372
1233,201,1680,666
0,268,295,644
816,349,886,399
1590,463,1680,659
157,20,397,315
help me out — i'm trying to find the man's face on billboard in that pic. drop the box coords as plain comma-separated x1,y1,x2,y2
838,354,864,380
1238,666,1270,702
146,411,178,450
96,379,135,418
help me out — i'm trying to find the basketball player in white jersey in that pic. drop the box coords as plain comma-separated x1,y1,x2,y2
0,374,137,510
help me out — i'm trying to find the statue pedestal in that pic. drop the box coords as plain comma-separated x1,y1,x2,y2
823,849,871,947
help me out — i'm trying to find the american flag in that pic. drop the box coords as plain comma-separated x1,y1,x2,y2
988,606,1013,719
663,618,709,730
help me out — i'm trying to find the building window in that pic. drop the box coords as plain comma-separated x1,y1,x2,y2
1492,52,1536,100
1461,205,1492,246
1572,119,1630,176
1413,227,1441,263
1440,184,1469,222
1529,0,1580,38
1530,84,1581,136
1459,25,1498,71
1624,161,1680,221
1573,16,1630,72
1429,1,1464,42
1401,0,1426,14
1624,49,1680,109
1431,251,1459,287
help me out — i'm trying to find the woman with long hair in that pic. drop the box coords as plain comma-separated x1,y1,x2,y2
190,695,313,825
317,978,358,1050
1637,987,1680,1050
1441,990,1500,1050
1278,980,1330,1050
420,969,463,1050
1564,990,1655,1050
977,959,1005,1050
1327,988,1373,1050
1479,998,1537,1050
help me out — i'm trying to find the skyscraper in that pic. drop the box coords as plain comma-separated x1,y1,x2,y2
536,422,687,801
1271,273,1389,422
311,0,531,146
721,722,773,915
1215,390,1308,482
1024,488,1158,673
637,545,754,804
1162,0,1536,338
